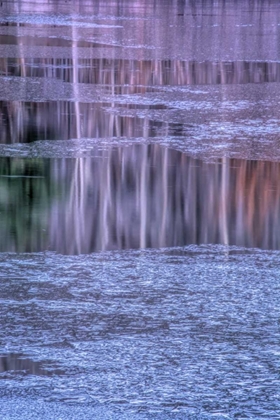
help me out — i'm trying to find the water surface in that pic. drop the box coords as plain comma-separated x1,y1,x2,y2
0,246,279,418
0,1,279,418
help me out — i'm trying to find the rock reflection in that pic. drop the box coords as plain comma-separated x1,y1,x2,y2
0,354,64,376
1,146,280,253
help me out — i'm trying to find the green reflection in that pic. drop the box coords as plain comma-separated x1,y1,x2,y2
0,158,61,252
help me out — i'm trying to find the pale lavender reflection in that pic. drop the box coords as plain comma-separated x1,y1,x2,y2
1,59,280,143
48,145,280,253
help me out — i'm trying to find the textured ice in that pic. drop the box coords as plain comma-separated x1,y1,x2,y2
1,79,280,162
0,245,279,418
0,134,279,163
1,0,280,62
0,14,123,29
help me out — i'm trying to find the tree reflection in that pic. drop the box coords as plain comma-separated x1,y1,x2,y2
0,0,279,253
1,147,279,253
0,158,55,252
49,146,280,253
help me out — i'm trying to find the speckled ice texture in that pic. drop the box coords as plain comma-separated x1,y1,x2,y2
0,245,279,418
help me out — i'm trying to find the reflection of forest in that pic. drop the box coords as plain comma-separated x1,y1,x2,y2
50,146,280,253
2,58,280,86
1,0,280,144
1,0,280,253
1,59,280,143
1,146,278,253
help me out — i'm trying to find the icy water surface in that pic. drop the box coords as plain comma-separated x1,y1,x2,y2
0,0,280,418
0,246,279,419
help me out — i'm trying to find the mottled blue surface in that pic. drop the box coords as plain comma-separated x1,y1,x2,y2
0,246,279,418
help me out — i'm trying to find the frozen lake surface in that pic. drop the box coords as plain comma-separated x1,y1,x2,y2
0,246,279,418
0,0,279,418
